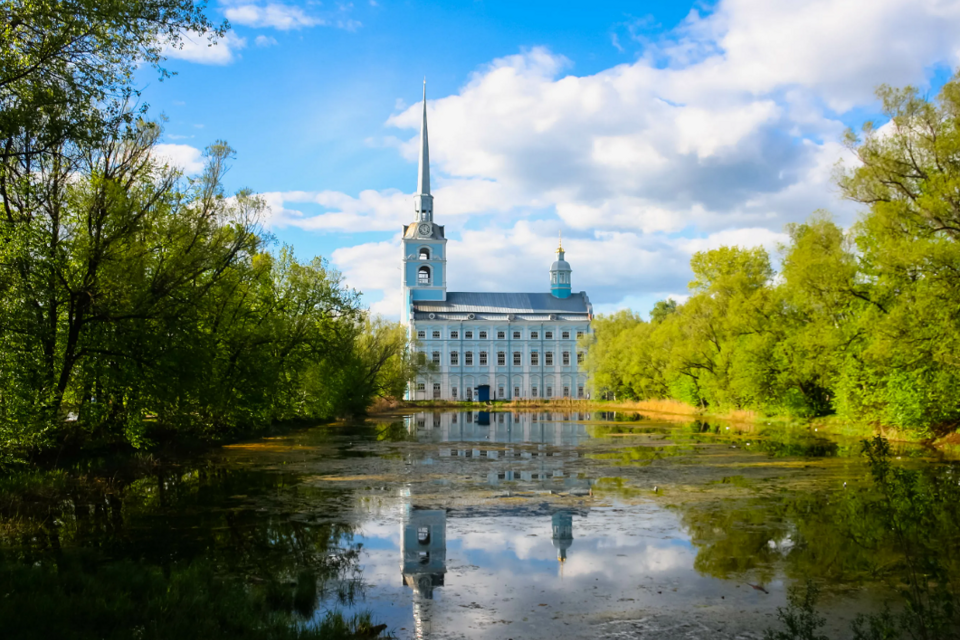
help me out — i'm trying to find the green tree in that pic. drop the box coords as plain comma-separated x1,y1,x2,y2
649,298,678,324
836,77,960,434
0,0,224,158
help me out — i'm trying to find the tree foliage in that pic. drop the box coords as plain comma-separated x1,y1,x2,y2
585,74,960,436
0,1,420,464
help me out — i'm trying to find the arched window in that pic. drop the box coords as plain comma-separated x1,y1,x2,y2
418,265,431,285
419,247,430,260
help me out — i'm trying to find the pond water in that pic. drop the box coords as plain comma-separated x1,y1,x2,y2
2,410,952,639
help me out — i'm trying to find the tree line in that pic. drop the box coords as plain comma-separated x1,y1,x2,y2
0,0,418,465
584,78,960,438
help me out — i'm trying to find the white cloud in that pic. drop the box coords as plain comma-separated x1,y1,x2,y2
225,3,322,30
153,143,205,174
163,32,246,65
254,35,278,47
282,0,960,316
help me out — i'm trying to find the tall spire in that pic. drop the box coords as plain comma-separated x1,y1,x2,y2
417,79,430,195
413,80,434,222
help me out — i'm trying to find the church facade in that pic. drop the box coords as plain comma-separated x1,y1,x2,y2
401,87,593,401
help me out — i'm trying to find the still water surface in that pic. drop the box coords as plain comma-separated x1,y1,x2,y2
5,410,947,639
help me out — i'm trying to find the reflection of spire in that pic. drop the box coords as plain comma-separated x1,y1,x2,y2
552,511,574,573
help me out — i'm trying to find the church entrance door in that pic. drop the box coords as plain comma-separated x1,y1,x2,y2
476,385,491,402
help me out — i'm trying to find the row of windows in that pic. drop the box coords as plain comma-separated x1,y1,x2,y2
435,351,584,366
415,383,585,399
417,329,585,340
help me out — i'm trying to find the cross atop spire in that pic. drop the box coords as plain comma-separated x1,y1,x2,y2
417,79,430,196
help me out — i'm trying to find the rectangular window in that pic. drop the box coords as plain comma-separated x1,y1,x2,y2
577,352,584,364
450,351,459,365
545,331,553,339
465,352,474,366
465,331,473,339
497,352,505,366
576,331,584,339
479,351,487,365
563,386,570,398
433,383,441,399
432,330,440,339
466,409,473,421
545,352,553,366
562,352,570,366
532,387,539,398
514,386,520,398
531,352,539,366
577,385,584,398
513,352,521,366
452,387,458,399
432,351,441,365
531,331,539,339
479,331,487,339
498,386,504,398
546,386,553,398
452,413,457,423
417,330,425,339
562,331,570,339
416,383,425,391
513,331,521,339
451,330,459,339
497,331,505,339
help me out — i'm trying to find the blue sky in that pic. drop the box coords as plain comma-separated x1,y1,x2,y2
145,0,960,317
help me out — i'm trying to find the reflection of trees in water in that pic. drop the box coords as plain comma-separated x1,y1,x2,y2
374,420,417,442
0,462,365,608
679,461,960,601
682,491,906,586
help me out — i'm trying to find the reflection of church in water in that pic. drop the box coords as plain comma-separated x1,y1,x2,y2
401,506,578,595
401,505,447,599
401,503,579,636
405,411,595,490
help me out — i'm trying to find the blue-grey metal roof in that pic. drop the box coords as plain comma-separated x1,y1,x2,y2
413,292,590,315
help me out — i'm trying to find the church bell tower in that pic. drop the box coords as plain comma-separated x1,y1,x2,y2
401,81,447,324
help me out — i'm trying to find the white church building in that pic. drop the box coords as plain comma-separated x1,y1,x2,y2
401,86,593,401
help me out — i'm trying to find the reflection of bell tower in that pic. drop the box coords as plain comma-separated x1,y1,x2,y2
401,506,447,598
551,511,574,565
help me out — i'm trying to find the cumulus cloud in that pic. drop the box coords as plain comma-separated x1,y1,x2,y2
221,1,362,31
225,3,321,30
153,143,205,174
291,0,960,317
254,35,278,47
163,31,246,65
